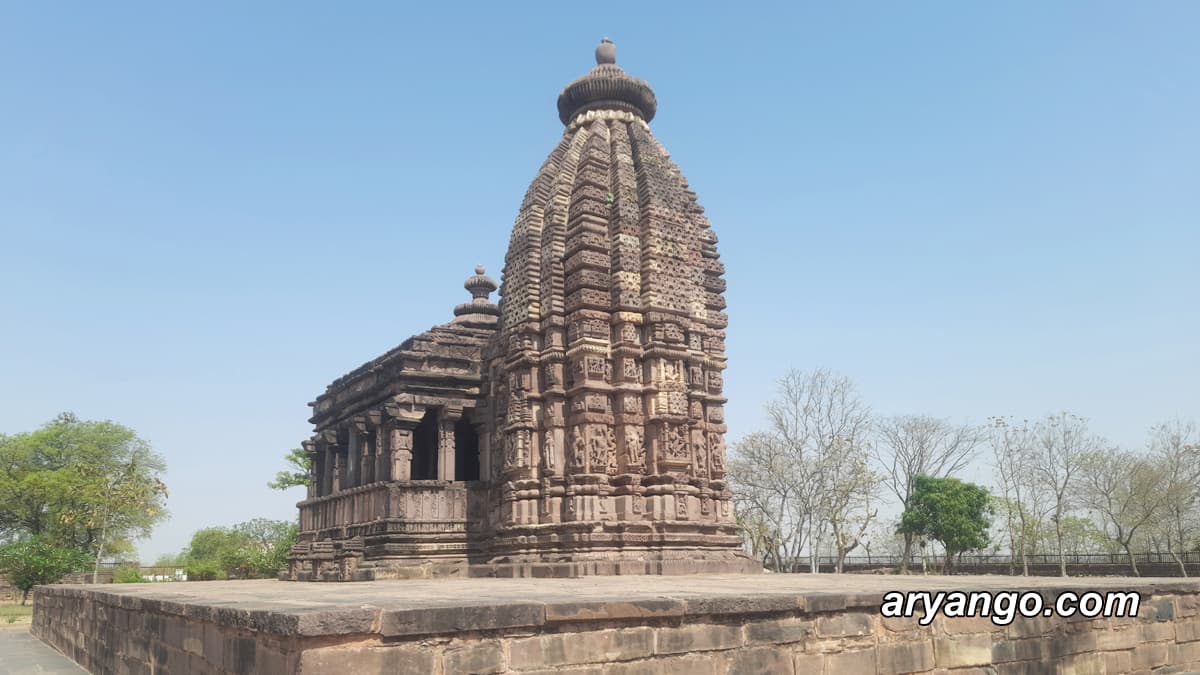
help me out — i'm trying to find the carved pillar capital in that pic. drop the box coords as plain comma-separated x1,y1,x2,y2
384,401,425,428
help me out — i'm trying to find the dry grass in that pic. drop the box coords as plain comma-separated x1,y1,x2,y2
0,601,33,625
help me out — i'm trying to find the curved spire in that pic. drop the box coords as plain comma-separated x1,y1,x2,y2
556,38,657,125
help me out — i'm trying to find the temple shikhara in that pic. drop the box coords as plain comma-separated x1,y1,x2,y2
285,40,757,580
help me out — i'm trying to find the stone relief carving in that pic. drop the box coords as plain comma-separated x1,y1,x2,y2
620,323,640,344
661,360,682,384
586,393,608,413
623,359,641,383
667,392,688,415
664,423,689,460
541,428,556,469
584,425,617,474
624,426,645,466
622,394,641,415
504,430,528,469
707,432,726,472
569,427,586,470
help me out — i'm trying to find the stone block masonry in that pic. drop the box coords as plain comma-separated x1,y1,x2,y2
32,574,1200,674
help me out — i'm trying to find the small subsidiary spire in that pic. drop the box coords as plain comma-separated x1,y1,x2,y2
454,265,500,321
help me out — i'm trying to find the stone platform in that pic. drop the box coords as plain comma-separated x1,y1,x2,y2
32,574,1200,674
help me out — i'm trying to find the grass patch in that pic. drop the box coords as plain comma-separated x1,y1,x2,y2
0,603,34,624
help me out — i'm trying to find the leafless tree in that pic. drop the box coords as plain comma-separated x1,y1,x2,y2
875,415,983,572
826,449,881,573
1030,412,1101,577
988,417,1045,575
765,368,877,573
1147,419,1200,576
1078,448,1166,576
861,521,906,565
728,432,810,571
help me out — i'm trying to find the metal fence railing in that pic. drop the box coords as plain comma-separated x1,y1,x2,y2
761,551,1200,576
804,551,1200,567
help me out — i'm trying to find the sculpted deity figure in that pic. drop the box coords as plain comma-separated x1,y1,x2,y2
504,431,524,469
707,431,726,472
664,423,689,460
586,426,616,474
624,426,645,466
569,427,586,469
541,428,556,469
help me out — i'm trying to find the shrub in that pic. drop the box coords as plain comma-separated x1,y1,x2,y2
184,559,226,581
0,538,92,605
112,566,145,583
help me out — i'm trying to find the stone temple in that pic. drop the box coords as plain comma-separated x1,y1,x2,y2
285,39,757,580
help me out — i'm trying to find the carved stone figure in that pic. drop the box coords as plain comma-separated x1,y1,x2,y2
624,426,645,466
707,432,726,472
541,428,556,469
504,430,526,469
664,423,689,460
569,427,587,470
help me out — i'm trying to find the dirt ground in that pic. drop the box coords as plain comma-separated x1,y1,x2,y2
0,594,34,627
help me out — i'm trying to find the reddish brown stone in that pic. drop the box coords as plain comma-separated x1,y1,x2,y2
283,39,755,581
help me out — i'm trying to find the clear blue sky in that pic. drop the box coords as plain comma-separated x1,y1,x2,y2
2,2,1196,561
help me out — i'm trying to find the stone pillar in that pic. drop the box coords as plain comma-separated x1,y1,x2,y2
349,416,372,487
478,415,492,483
312,451,326,498
319,429,339,495
388,424,414,481
439,407,463,481
301,440,318,499
346,427,360,489
331,448,343,493
373,424,385,482
368,411,385,484
384,402,422,481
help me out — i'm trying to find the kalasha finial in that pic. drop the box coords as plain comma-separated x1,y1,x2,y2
455,265,499,321
558,38,656,125
595,38,616,65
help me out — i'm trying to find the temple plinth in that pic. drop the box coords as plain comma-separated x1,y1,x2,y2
284,40,758,580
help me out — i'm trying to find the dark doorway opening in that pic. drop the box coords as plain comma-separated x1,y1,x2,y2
411,409,438,480
454,416,480,481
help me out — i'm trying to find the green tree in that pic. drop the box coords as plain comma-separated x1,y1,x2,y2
181,519,297,580
0,413,168,563
897,475,993,573
268,447,311,491
0,538,91,605
233,518,298,577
